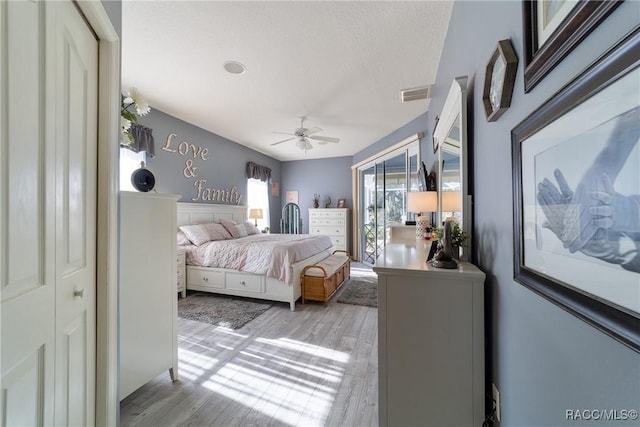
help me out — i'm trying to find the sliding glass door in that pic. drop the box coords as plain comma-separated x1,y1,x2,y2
358,144,419,264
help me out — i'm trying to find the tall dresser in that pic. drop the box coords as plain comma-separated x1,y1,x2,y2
309,208,349,253
373,240,486,427
119,192,180,400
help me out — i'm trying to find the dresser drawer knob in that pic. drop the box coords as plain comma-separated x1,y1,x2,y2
203,276,209,282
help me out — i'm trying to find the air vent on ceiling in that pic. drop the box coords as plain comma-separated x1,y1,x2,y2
400,85,432,103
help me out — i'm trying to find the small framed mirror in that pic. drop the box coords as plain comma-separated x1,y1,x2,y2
433,76,471,260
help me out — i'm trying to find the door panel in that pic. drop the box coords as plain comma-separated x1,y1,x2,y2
1,348,46,427
54,1,98,425
1,1,55,424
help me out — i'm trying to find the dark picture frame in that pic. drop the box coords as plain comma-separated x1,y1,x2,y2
337,198,346,208
512,26,640,353
482,39,518,122
522,0,623,93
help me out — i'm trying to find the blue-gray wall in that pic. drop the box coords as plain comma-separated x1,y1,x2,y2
353,111,436,171
139,110,282,230
280,156,353,234
101,0,121,37
432,2,639,426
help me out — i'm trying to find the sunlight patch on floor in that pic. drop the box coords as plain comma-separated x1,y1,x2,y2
196,336,345,426
255,337,351,363
178,347,220,381
351,265,377,278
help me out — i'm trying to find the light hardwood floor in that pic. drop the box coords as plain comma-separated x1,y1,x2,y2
120,264,378,427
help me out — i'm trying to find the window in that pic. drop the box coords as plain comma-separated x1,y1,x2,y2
119,147,146,191
247,178,270,230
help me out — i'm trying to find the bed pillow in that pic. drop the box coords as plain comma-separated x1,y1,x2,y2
220,218,248,239
177,230,191,246
202,222,233,241
178,224,211,246
244,221,261,235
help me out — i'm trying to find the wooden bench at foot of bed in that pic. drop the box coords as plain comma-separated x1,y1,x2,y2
301,250,351,307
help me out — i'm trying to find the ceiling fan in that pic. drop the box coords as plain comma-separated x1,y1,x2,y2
270,117,340,151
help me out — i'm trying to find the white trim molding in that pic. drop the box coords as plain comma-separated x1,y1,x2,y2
74,1,120,425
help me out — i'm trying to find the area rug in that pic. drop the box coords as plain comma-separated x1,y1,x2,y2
178,292,273,329
337,276,378,308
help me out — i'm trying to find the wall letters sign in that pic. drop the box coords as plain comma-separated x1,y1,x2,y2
162,133,243,204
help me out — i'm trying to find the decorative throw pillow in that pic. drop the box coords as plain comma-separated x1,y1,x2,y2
202,222,233,241
178,224,210,246
177,230,191,246
244,221,261,235
220,218,248,239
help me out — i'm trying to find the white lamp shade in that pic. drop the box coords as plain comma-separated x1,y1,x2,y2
249,208,263,220
441,191,461,212
407,191,437,213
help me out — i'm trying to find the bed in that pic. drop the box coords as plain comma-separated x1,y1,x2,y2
177,202,334,310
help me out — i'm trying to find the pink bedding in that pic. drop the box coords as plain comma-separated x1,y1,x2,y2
184,234,333,285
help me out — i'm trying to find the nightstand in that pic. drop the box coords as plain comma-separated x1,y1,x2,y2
176,248,186,298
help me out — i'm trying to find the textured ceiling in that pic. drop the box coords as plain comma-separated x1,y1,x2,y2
122,1,453,161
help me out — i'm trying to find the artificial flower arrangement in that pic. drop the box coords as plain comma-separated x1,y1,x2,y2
121,87,150,145
432,220,470,247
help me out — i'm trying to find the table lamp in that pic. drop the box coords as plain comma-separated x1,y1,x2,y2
407,191,437,239
249,208,263,226
441,191,461,222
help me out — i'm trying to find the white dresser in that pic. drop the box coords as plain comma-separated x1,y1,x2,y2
119,192,180,400
309,208,349,252
373,241,486,427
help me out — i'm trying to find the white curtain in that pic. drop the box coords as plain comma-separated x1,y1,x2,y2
247,178,270,230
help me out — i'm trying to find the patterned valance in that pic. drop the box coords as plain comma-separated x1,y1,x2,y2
129,123,155,158
246,161,271,182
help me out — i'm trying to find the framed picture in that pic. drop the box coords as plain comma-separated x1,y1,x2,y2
482,39,518,122
337,199,346,208
271,181,280,197
522,0,623,92
285,190,298,204
512,27,640,352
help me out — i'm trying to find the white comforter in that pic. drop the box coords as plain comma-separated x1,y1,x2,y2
184,234,333,285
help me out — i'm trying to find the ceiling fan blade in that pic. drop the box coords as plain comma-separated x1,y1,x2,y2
270,137,296,146
310,135,340,143
303,127,322,136
272,131,295,136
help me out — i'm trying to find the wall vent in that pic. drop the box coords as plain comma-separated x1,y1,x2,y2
400,85,432,103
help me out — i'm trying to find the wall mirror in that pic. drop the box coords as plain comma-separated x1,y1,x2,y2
280,202,302,234
433,76,471,260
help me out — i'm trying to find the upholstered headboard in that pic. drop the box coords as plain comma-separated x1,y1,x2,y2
177,202,247,226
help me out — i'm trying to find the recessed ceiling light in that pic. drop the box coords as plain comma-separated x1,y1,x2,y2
224,61,246,75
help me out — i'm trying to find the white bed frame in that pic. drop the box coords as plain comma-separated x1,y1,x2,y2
177,202,333,311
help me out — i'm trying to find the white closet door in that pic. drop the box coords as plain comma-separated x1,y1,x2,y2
1,2,56,424
53,1,98,425
0,1,98,425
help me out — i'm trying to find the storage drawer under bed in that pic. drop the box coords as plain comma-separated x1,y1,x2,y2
187,266,224,289
225,272,262,293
